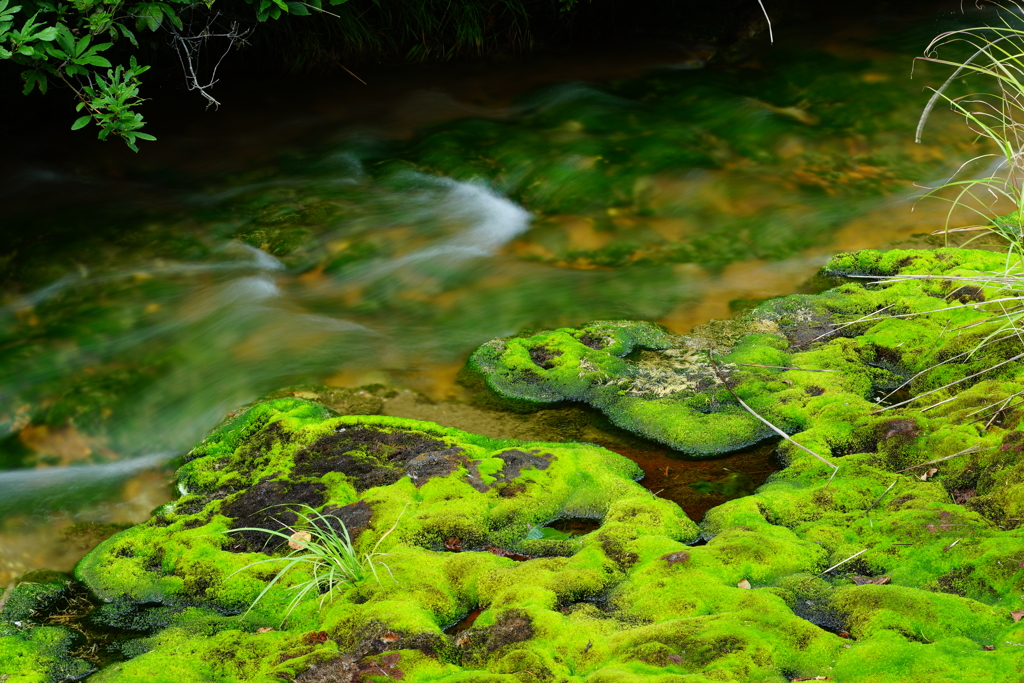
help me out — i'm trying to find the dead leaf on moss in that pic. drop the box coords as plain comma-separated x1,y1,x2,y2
288,531,312,549
1011,610,1024,623
661,551,689,567
737,579,751,589
919,467,938,481
256,627,274,634
983,644,995,651
381,632,401,643
667,654,684,664
791,677,833,681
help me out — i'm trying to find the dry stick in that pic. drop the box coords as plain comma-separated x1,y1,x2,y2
865,479,899,516
976,395,1024,427
894,445,989,473
806,304,896,345
337,63,367,85
816,548,867,577
735,363,841,373
964,387,1024,419
874,350,1024,415
879,330,1017,405
708,349,840,485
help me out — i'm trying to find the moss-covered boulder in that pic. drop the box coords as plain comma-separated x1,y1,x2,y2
469,248,1024,459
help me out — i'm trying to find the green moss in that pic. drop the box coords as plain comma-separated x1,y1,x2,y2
62,248,1024,681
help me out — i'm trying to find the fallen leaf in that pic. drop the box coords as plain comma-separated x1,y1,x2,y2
790,677,833,681
919,467,939,481
303,631,329,645
288,531,312,550
1011,610,1024,623
256,627,274,634
983,644,995,651
444,537,462,552
483,546,532,561
737,579,751,589
661,551,690,567
667,654,684,664
382,632,401,643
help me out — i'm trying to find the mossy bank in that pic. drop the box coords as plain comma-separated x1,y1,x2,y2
3,247,1024,682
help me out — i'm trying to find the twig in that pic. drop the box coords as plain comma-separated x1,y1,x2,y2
708,349,840,485
735,363,840,373
865,479,898,515
806,304,895,344
337,62,367,85
874,350,1024,414
816,548,867,577
894,445,988,473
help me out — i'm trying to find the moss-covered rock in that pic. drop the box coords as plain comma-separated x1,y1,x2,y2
9,248,1024,682
468,248,1024,460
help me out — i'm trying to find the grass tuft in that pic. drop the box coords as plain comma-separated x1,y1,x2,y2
226,503,404,626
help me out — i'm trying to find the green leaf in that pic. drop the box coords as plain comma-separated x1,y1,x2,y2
116,22,138,47
134,132,155,141
75,32,91,55
21,69,47,94
71,114,91,130
34,26,57,41
80,55,111,67
54,24,74,54
0,46,12,59
286,2,308,15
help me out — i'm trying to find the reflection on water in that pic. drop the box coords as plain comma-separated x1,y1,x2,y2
0,2,990,579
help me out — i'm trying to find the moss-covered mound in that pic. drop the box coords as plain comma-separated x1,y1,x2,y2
468,248,1024,459
5,247,1024,682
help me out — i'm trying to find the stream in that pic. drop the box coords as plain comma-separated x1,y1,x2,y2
0,2,986,584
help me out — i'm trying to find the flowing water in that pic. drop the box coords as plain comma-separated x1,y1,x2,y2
0,2,991,582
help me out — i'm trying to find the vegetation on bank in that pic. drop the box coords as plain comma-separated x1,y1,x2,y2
0,0,785,151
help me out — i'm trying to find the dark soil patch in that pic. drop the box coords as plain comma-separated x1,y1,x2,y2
222,478,327,553
318,501,374,541
578,332,607,350
491,449,552,485
949,285,985,303
878,418,921,441
294,427,460,491
405,447,464,485
951,487,976,504
529,346,562,370
480,609,533,652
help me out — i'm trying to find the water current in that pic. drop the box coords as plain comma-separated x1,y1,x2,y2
0,1,992,581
